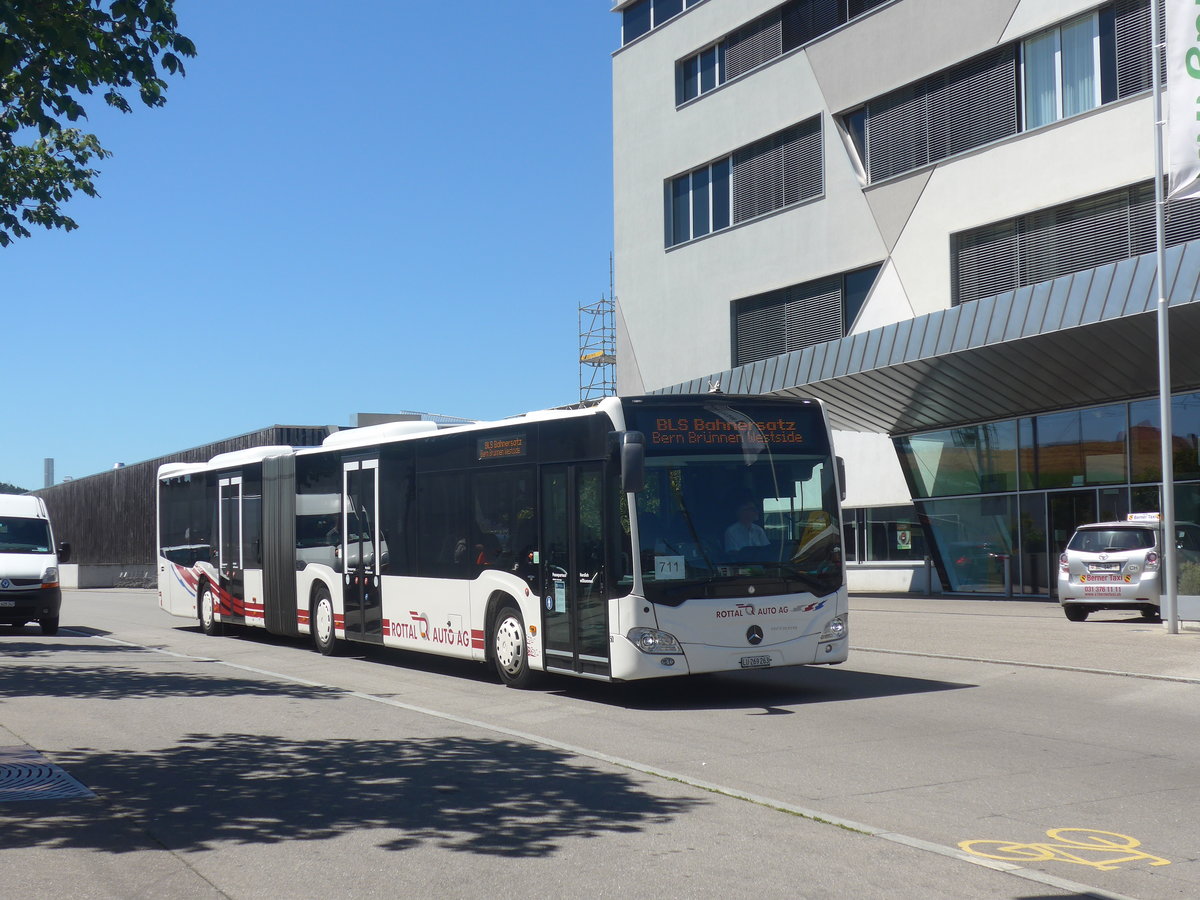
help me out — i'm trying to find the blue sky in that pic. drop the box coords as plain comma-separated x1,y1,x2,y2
3,2,618,491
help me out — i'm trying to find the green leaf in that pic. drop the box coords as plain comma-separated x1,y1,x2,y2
0,0,193,246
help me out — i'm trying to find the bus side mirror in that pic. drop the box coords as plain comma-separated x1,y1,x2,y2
57,542,71,564
837,456,846,503
621,432,645,494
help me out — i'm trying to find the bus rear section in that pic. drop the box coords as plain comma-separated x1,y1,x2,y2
156,447,299,637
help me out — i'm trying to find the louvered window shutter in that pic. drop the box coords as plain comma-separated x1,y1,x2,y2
786,278,843,349
782,0,842,53
953,179,1200,304
867,47,1017,182
782,119,823,205
725,10,783,81
954,223,1019,305
1114,0,1161,98
734,276,844,365
866,85,929,181
732,118,822,224
927,47,1018,159
1130,181,1200,253
1020,190,1132,285
1128,182,1157,257
1166,195,1200,246
733,135,784,223
736,298,787,364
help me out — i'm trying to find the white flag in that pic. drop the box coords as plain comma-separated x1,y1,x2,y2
1168,0,1200,199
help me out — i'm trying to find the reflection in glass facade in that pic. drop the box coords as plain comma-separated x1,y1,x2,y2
895,391,1200,595
921,495,1015,593
844,505,926,563
897,421,1017,497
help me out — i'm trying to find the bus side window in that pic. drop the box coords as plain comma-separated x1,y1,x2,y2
417,474,470,579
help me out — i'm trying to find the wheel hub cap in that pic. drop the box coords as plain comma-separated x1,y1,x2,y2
495,617,523,673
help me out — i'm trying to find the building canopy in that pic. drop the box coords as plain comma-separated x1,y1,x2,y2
660,240,1200,436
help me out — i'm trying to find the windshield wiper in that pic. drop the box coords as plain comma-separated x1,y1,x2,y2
674,502,716,572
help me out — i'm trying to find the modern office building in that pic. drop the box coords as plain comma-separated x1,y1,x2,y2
611,0,1200,595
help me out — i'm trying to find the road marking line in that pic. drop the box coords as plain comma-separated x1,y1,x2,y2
853,645,1200,684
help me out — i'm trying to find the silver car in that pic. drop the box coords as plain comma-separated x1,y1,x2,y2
1058,517,1200,622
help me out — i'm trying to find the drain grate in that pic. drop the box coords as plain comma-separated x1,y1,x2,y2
0,746,94,802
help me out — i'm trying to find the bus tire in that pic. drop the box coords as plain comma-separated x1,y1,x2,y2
491,603,535,689
40,616,59,636
312,586,337,656
198,584,224,636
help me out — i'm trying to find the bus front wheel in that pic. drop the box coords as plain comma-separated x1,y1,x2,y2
313,587,337,656
492,604,535,689
199,585,223,636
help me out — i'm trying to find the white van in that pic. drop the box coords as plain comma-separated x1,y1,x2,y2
0,495,70,635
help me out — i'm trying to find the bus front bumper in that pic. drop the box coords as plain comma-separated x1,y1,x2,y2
609,628,848,681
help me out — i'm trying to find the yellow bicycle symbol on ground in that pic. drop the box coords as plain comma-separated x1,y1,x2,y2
959,828,1171,871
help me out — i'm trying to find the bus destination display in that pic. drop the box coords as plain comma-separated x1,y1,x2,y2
478,434,527,461
646,414,808,448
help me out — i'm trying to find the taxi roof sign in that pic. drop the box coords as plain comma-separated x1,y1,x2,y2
1127,512,1163,522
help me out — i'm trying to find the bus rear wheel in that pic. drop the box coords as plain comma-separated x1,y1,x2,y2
492,604,535,689
199,585,223,636
313,587,337,656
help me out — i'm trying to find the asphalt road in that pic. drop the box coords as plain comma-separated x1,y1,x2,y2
2,590,1199,899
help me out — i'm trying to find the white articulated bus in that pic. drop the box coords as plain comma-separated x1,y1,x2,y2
157,395,848,687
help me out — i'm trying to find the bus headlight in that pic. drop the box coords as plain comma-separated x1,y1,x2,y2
41,567,59,588
819,615,847,642
628,627,682,654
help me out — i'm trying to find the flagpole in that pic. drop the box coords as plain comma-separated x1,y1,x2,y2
1152,0,1179,634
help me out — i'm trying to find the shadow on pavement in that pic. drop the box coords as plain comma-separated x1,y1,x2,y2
164,623,974,713
0,663,339,701
0,733,705,857
556,665,974,712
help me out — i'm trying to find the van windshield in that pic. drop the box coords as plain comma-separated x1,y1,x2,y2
0,517,52,553
1068,528,1154,553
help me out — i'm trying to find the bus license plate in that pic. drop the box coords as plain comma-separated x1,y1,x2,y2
740,655,771,669
0,601,14,607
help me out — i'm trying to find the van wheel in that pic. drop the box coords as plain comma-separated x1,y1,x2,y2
491,604,536,689
40,617,59,636
1064,606,1089,622
313,587,337,656
198,585,223,636
1140,607,1162,622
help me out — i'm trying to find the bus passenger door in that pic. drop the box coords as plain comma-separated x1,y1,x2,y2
217,476,244,618
541,464,610,677
342,459,383,643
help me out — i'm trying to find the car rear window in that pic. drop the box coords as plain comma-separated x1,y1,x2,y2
1067,528,1155,552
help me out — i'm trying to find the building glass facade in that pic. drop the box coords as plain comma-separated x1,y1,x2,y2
843,504,927,564
896,391,1200,595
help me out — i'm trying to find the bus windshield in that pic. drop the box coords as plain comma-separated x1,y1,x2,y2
623,399,841,604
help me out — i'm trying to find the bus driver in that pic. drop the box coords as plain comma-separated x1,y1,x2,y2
725,499,769,552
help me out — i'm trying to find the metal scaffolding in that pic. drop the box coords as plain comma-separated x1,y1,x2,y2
579,297,616,403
